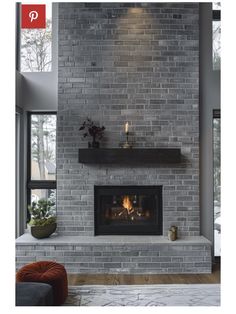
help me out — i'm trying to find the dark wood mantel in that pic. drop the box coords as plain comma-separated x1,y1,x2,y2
78,148,181,164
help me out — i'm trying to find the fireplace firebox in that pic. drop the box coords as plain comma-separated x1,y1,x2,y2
94,186,162,235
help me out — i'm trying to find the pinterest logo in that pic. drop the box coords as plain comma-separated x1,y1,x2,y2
21,4,46,29
29,11,39,23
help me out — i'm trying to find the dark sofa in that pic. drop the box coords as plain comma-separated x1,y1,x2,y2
16,282,53,306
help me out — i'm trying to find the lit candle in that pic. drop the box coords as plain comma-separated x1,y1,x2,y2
125,122,129,133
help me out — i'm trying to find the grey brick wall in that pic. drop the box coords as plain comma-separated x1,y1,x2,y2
16,239,211,274
57,3,199,236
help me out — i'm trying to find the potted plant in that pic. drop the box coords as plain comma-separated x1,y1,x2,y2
28,199,57,239
79,118,105,148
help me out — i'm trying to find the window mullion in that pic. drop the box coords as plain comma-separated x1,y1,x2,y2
27,180,56,190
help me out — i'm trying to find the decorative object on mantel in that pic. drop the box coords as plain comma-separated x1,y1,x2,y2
28,199,57,239
79,118,105,148
122,122,132,149
168,225,178,241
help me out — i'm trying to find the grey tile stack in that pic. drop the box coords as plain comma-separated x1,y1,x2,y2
57,2,200,237
16,235,211,274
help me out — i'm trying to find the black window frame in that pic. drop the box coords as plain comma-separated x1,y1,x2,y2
27,112,57,221
212,9,221,21
213,109,220,119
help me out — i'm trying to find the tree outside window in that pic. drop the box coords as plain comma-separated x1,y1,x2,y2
31,115,56,181
20,4,52,72
213,2,221,70
213,21,221,71
213,115,221,256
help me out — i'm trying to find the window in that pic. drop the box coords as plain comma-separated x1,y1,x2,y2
213,110,221,257
213,2,221,70
213,2,221,10
27,113,56,221
30,114,56,181
20,4,52,72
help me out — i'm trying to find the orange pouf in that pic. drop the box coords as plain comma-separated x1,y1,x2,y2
16,261,68,305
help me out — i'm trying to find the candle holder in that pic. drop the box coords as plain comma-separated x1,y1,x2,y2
123,132,132,149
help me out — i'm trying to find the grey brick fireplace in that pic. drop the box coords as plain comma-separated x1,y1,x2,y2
57,2,200,238
16,2,212,274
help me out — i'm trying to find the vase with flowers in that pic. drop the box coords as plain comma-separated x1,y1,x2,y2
79,118,105,148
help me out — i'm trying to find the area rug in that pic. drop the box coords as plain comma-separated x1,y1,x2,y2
65,284,220,306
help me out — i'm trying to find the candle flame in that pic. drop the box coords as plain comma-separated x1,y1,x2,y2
125,122,129,133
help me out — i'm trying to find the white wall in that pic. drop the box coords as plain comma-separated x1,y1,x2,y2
20,72,57,111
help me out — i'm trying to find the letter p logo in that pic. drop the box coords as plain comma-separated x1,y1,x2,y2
21,4,46,29
29,11,39,23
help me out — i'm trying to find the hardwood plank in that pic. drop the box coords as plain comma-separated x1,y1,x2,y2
67,262,220,285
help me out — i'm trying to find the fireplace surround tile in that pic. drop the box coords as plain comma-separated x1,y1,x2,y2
57,2,200,237
16,234,211,274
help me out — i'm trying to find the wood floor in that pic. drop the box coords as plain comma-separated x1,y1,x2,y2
68,261,220,286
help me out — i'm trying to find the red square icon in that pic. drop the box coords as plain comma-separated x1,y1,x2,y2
21,4,46,29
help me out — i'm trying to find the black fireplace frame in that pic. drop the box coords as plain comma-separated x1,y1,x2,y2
94,185,163,236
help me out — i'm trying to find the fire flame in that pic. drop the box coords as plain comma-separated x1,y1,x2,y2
122,196,133,214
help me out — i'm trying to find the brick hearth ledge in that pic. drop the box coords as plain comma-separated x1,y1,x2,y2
16,233,212,274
